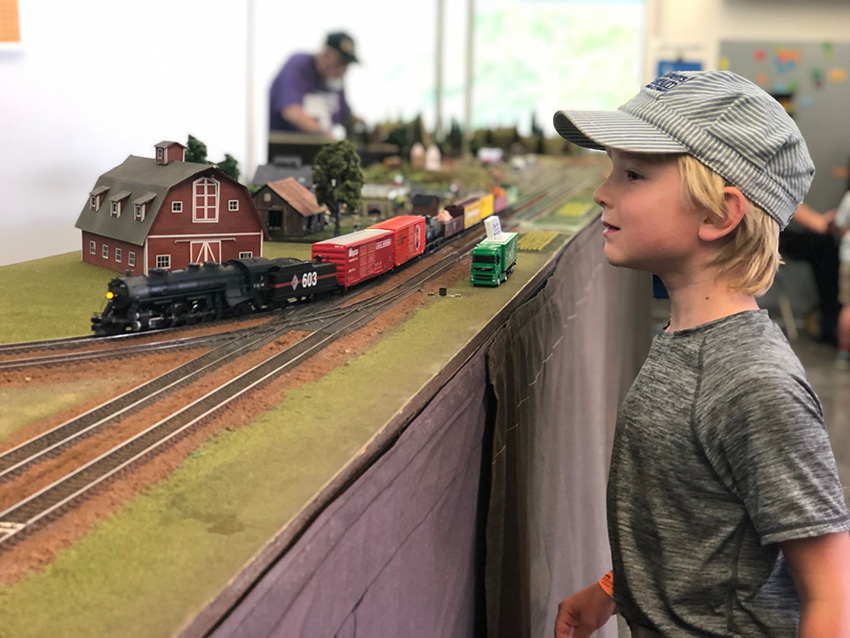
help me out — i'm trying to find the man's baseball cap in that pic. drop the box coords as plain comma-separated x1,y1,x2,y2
553,70,814,229
326,31,358,64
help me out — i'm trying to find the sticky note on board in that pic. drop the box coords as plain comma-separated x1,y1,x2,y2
828,67,848,83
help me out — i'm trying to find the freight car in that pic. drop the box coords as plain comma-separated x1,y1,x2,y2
311,229,396,289
445,192,495,230
367,215,426,266
92,257,337,334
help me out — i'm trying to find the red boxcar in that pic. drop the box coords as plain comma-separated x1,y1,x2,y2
367,215,426,267
312,228,395,289
492,186,507,215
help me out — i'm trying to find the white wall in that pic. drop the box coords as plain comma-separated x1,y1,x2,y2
0,0,249,266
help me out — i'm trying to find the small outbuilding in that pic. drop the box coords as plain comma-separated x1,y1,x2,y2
252,177,327,239
75,141,268,275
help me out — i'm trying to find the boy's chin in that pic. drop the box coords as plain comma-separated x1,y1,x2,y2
603,249,655,273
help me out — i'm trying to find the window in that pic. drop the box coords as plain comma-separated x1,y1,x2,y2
156,254,171,269
193,177,219,222
89,186,108,211
89,240,96,255
102,244,109,259
156,147,164,162
128,252,136,268
228,200,239,212
134,204,144,221
172,201,183,213
111,200,121,217
239,251,253,258
263,192,271,202
115,247,123,263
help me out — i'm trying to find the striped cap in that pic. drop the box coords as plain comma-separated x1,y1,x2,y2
553,70,815,229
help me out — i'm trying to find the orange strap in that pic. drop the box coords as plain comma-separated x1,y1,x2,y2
598,570,614,598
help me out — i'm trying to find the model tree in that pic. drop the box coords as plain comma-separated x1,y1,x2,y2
217,154,240,180
185,135,209,163
313,140,364,237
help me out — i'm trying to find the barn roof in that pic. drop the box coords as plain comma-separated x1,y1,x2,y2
265,177,327,218
74,156,267,245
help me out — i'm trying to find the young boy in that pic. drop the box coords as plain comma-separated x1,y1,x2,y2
552,71,850,637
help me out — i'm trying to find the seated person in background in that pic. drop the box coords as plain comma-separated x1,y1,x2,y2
269,31,359,136
782,202,840,344
831,191,850,368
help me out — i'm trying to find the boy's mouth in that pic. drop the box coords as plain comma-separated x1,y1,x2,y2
602,221,620,231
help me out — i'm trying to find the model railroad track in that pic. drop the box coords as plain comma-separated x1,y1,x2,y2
0,252,461,547
0,333,238,372
0,288,415,486
0,298,346,372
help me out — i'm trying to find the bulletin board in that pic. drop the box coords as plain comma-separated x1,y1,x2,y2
719,41,850,212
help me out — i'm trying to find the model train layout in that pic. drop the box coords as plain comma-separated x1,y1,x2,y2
92,190,510,334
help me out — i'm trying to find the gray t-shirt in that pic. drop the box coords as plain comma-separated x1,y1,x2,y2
608,310,850,636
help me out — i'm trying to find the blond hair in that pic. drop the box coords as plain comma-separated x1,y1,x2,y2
677,154,781,297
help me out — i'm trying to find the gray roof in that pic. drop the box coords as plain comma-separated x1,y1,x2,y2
251,163,313,188
75,156,224,246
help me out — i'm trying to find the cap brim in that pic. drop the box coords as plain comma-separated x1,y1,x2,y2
553,110,688,154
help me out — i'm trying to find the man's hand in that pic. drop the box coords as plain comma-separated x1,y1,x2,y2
555,582,617,638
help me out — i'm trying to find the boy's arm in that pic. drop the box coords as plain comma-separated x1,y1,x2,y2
781,531,850,637
554,573,617,638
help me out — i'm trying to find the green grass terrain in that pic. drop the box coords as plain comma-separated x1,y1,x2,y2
0,253,115,343
0,381,105,443
0,250,557,638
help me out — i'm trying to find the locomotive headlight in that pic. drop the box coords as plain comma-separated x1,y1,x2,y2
106,291,114,300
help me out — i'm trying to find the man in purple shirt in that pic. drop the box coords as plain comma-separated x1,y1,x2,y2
269,32,358,134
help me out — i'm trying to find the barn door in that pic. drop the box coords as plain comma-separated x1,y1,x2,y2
190,240,222,263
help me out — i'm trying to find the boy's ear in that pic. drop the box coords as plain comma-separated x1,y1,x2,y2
698,186,748,242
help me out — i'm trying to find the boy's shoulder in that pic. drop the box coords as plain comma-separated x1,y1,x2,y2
701,311,802,378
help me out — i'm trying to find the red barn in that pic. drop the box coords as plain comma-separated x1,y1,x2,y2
75,141,269,274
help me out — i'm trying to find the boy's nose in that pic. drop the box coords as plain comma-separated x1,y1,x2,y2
594,180,610,209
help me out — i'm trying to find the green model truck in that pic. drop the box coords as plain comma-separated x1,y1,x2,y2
470,231,518,286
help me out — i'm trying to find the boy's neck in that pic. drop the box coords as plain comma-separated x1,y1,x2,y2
663,272,759,332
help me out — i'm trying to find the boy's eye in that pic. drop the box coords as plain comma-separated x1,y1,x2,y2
625,170,643,181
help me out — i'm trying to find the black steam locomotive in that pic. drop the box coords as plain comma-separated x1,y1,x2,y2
92,257,337,334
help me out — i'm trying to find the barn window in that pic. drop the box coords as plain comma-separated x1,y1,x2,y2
89,186,108,211
115,247,123,263
89,240,96,255
133,192,155,222
239,251,253,258
193,176,219,223
263,193,271,202
172,201,183,213
228,200,239,211
102,244,109,259
128,252,136,268
156,254,171,269
109,191,130,218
